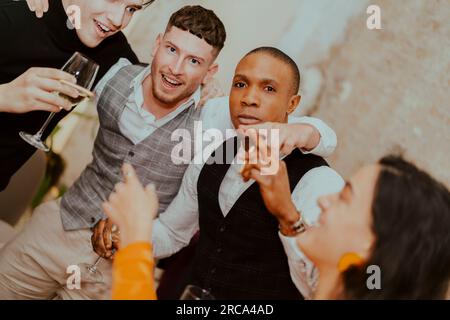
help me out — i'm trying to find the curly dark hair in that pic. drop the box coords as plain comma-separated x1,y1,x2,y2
342,155,450,299
166,5,226,56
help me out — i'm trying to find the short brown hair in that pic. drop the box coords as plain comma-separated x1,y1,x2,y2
166,5,226,55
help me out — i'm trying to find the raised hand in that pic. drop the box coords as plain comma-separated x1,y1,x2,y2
238,122,320,155
102,163,159,249
239,130,300,236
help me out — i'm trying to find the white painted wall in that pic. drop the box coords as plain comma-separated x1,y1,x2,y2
279,0,370,67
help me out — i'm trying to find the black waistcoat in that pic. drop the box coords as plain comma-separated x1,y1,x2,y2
191,137,328,300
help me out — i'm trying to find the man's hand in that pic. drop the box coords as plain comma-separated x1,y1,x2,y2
198,77,225,107
239,132,300,236
91,218,118,259
102,163,159,249
26,0,49,18
0,68,79,113
238,122,320,155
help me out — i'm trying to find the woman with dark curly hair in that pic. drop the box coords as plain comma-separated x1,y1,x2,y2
241,149,450,299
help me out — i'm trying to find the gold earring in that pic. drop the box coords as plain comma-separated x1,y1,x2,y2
338,253,364,273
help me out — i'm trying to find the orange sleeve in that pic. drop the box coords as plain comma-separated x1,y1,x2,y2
112,242,157,300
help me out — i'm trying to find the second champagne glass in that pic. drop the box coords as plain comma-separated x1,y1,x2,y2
19,52,99,152
180,285,215,300
78,224,120,284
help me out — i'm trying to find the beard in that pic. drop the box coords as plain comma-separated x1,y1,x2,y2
151,74,196,107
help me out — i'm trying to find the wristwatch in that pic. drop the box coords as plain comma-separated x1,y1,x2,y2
291,214,309,234
280,213,309,235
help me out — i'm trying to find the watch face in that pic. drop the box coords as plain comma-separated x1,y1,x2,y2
292,216,308,234
294,223,307,234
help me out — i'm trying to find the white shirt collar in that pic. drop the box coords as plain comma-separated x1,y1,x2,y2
191,87,202,109
130,65,151,89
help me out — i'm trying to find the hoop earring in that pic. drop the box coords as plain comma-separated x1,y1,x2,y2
338,253,364,273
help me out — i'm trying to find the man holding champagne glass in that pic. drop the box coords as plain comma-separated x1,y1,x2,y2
18,52,99,152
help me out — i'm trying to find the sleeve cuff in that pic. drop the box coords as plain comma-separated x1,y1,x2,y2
115,242,153,262
278,231,308,263
288,116,337,157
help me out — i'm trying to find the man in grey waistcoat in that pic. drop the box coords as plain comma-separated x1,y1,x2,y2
0,5,336,300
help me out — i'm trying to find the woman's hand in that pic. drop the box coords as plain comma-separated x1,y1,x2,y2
102,163,159,249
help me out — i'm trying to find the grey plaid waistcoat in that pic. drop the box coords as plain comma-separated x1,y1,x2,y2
60,64,201,231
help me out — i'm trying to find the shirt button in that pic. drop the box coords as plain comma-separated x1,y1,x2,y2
90,217,96,223
216,248,222,254
128,151,135,157
219,226,226,233
210,268,216,274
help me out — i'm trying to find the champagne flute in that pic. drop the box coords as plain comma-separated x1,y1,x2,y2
19,52,99,152
78,224,120,284
180,285,215,300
